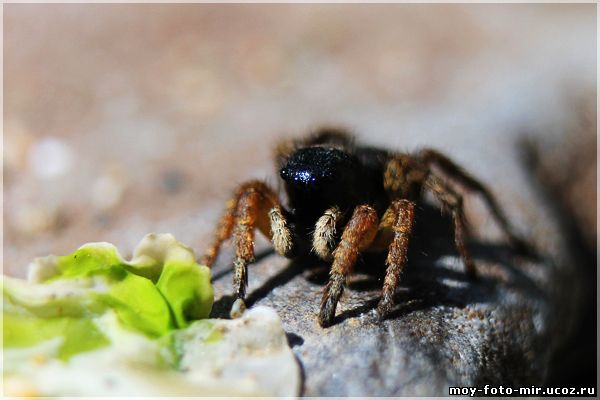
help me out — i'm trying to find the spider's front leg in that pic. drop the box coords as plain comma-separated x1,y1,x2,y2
201,180,293,316
319,205,379,327
312,206,343,261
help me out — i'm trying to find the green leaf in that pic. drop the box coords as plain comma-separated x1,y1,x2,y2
3,233,213,359
156,261,213,328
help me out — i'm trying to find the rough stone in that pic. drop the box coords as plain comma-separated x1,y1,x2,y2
209,200,582,395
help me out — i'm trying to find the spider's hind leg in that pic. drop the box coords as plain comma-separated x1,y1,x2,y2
420,148,531,253
425,174,477,278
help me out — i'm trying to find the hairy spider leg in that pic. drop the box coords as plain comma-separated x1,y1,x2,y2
375,199,416,319
231,181,293,301
319,205,379,327
312,206,343,261
420,148,529,252
425,174,477,278
201,180,292,295
268,205,293,256
201,194,239,268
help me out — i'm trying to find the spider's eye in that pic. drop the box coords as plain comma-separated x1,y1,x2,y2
279,168,288,180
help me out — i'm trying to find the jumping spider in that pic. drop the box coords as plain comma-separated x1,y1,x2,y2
202,128,528,327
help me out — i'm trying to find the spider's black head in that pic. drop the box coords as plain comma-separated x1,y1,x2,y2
280,147,361,216
280,147,353,186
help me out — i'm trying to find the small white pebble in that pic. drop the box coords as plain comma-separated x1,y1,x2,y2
28,137,73,178
91,165,128,210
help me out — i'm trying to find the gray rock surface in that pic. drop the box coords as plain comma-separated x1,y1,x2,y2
209,202,581,396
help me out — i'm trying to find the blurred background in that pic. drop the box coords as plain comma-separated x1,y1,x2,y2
3,3,596,388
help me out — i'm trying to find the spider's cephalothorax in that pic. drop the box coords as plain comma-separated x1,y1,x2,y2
202,128,529,327
280,146,385,220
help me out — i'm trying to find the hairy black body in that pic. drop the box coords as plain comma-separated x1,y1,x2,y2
202,128,528,327
280,143,388,252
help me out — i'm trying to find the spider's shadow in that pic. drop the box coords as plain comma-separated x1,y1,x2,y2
211,203,544,325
